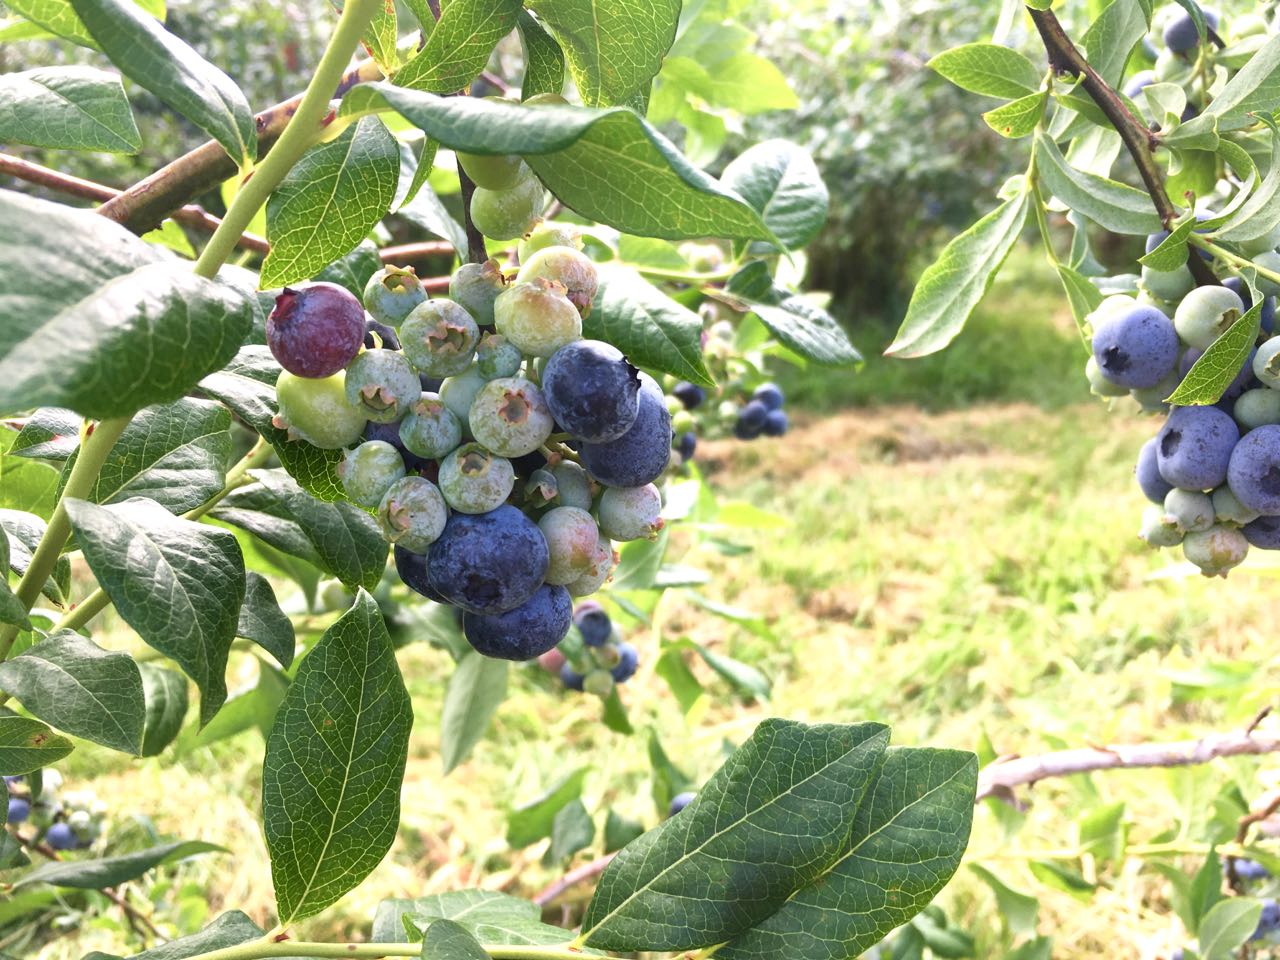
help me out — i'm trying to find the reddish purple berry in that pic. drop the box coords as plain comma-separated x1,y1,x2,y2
267,282,366,378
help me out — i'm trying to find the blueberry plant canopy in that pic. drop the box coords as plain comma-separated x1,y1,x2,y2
0,0,979,957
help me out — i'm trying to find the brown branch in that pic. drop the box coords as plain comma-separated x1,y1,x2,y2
1226,782,1280,891
532,853,616,906
455,154,488,265
96,58,385,234
1027,6,1219,287
1,153,270,255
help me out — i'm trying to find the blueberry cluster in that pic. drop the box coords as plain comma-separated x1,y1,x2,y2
1124,6,1223,117
731,382,789,441
539,601,639,699
267,226,672,661
6,772,101,850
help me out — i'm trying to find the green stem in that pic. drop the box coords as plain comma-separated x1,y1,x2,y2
636,266,734,285
1188,235,1280,285
0,417,130,660
163,938,589,960
191,0,382,281
52,588,112,634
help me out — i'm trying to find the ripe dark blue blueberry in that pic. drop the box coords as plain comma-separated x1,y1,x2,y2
7,796,29,823
573,601,612,647
1123,69,1155,99
1137,437,1174,504
1156,406,1239,490
542,340,641,443
1164,8,1218,54
610,641,639,682
763,409,789,437
677,431,697,460
427,505,549,615
673,381,706,409
1244,515,1280,549
267,282,366,379
463,583,572,660
579,374,672,487
46,822,76,850
364,317,402,351
669,791,696,816
738,399,768,430
1228,424,1280,513
1252,898,1280,941
753,383,785,411
560,663,585,691
1234,859,1272,881
394,545,444,602
1091,305,1179,389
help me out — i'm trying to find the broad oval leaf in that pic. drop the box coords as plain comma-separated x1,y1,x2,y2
0,630,144,754
1080,0,1150,87
721,139,828,251
753,297,861,367
328,0,398,75
1215,124,1280,242
117,911,267,960
525,0,679,107
0,66,139,152
588,266,713,387
581,720,891,952
69,0,255,163
0,260,253,420
422,919,490,960
983,93,1046,139
64,497,245,725
261,116,400,289
263,590,413,924
1199,898,1265,960
716,747,979,960
237,571,295,668
340,84,773,242
886,190,1030,358
394,0,522,93
0,714,73,775
517,10,566,99
5,0,166,48
13,839,224,889
1035,132,1163,236
441,652,508,775
928,43,1040,99
507,767,589,849
375,890,575,946
10,408,80,462
139,663,188,758
1166,303,1261,406
1207,34,1280,131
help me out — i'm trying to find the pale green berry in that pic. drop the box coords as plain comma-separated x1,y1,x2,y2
515,245,599,316
1086,357,1128,398
518,221,583,263
438,442,515,514
567,532,614,597
1183,524,1249,577
552,460,594,510
493,278,582,357
449,259,507,327
1140,505,1184,548
582,669,615,698
469,175,545,241
1257,252,1280,297
1164,487,1214,533
1213,486,1260,526
476,333,524,380
1174,286,1245,349
440,364,488,425
377,476,448,553
344,350,420,423
399,393,462,459
1141,264,1195,302
338,440,406,508
273,370,366,449
539,506,600,584
1253,337,1280,387
1239,221,1280,256
363,265,426,326
401,299,480,377
1235,388,1280,430
1131,370,1179,413
469,376,554,457
597,484,664,542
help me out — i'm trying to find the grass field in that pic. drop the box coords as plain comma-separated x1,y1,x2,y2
18,250,1280,960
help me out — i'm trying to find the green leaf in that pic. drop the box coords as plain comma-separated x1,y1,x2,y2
340,84,772,241
329,0,397,74
422,919,490,960
928,43,1041,99
212,469,386,591
139,662,188,757
399,137,440,210
983,93,1046,139
376,891,575,946
1138,217,1198,270
1035,133,1162,235
1,508,71,605
440,652,508,775
1028,860,1095,899
180,665,287,753
3,0,164,47
263,591,413,925
237,572,295,668
968,864,1039,937
0,451,57,521
0,631,143,754
1056,264,1104,329
397,181,468,253
524,0,679,107
1198,898,1263,960
1206,34,1280,131
394,0,521,93
198,347,345,502
1214,123,1280,242
604,809,644,854
65,497,245,725
1166,303,1260,405
517,10,566,99
587,266,713,387
0,714,73,775
0,831,30,869
261,116,399,289
57,399,232,515
582,721,891,951
10,408,80,462
312,239,386,299
544,798,595,865
1189,847,1224,934
120,911,268,960
69,0,254,163
720,139,827,251
0,66,139,152
609,528,668,592
647,730,693,816
0,532,31,631
0,260,253,420
13,839,223,889
1080,0,1150,87
886,190,1030,358
507,767,589,848
715,746,978,960
693,642,770,700
654,645,703,714
752,296,861,367
600,686,632,734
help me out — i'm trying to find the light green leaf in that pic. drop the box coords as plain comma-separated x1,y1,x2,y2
1214,123,1280,242
983,92,1045,139
1080,0,1150,87
139,662,188,757
928,43,1041,98
261,116,400,289
422,919,489,960
0,830,30,869
65,497,245,725
9,408,80,462
440,652,508,775
120,911,268,960
329,0,397,74
1056,264,1104,329
397,181,468,253
1138,217,1198,270
544,798,595,866
1,509,71,604
14,839,223,889
69,0,254,163
969,864,1039,937
340,83,772,241
1207,34,1280,131
0,66,139,152
1028,859,1095,899
4,0,166,48
1166,303,1260,406
886,191,1030,358
0,714,73,775
693,641,770,699
237,572,295,668
507,767,589,849
394,0,521,93
1035,133,1162,235
752,296,861,367
0,630,143,754
517,10,566,99
721,139,827,251
376,891,574,946
263,591,412,925
1199,899,1264,959
582,721,891,951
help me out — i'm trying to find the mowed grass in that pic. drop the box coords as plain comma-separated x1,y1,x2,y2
22,250,1280,960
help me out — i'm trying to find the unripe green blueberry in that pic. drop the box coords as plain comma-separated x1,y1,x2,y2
1163,487,1215,533
1088,295,1138,327
493,278,582,357
523,92,569,107
1141,264,1195,302
1086,357,1129,398
1183,523,1249,577
399,393,463,459
1140,505,1184,547
1253,337,1280,387
476,333,524,380
345,350,421,423
469,175,545,241
273,370,367,449
1232,13,1269,40
438,442,515,513
539,506,601,584
440,365,488,425
377,475,448,553
678,241,725,274
1257,252,1280,297
1154,49,1192,83
525,468,558,509
319,579,354,611
457,152,528,192
1174,286,1245,349
449,259,508,327
1235,388,1280,430
469,376,554,457
551,460,594,510
401,300,480,377
717,399,739,423
1239,222,1280,256
518,220,583,263
582,668,615,699
338,440,406,508
567,532,615,597
1131,370,1179,413
672,409,696,433
363,265,427,326
597,484,664,541
1213,486,1260,526
515,245,599,316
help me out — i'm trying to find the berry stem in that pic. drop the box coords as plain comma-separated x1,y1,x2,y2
192,0,385,280
1188,235,1280,286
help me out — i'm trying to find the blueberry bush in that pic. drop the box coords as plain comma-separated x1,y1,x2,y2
0,1,980,957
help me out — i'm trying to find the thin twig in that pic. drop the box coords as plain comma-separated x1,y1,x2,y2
532,853,616,906
378,240,456,262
